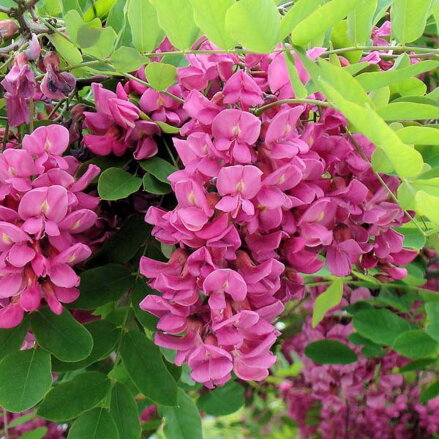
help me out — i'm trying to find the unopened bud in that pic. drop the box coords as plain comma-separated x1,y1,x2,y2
24,34,41,61
0,20,18,39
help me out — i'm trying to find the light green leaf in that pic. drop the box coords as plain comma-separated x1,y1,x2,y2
291,0,361,47
83,27,117,58
225,0,281,53
111,47,147,72
312,278,344,327
377,102,439,121
353,309,413,345
393,330,437,359
397,126,439,145
31,308,93,362
279,0,325,40
143,174,172,195
155,121,180,133
318,79,424,177
98,168,142,200
83,0,117,20
21,428,48,439
284,49,308,99
110,383,141,439
149,0,199,50
47,34,83,65
162,389,202,439
145,62,177,91
197,381,245,416
140,156,177,182
304,340,358,364
120,330,178,406
38,372,111,421
391,0,433,44
128,0,164,52
347,0,378,45
72,264,133,309
189,0,235,49
416,190,439,225
0,350,52,412
356,60,439,91
68,408,119,439
390,77,427,97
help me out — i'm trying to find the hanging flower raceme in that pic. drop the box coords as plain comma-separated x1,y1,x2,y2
134,41,418,387
0,125,100,328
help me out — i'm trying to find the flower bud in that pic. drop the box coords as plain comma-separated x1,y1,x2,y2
0,20,18,39
24,34,41,61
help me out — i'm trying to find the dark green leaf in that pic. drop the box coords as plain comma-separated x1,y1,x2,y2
38,372,111,421
120,330,178,406
197,381,245,416
393,330,437,359
52,320,120,372
162,389,202,439
68,408,119,439
21,428,48,439
110,382,141,439
143,174,172,195
31,308,93,362
98,168,142,201
426,302,439,341
304,340,358,364
72,264,133,309
0,319,29,360
400,358,436,372
130,281,159,331
353,309,413,345
140,156,177,183
0,349,52,412
420,381,439,404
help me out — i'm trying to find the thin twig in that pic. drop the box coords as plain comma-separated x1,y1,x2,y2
254,98,332,116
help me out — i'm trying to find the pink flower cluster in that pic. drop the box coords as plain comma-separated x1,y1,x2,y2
0,125,100,328
138,42,417,387
281,287,439,438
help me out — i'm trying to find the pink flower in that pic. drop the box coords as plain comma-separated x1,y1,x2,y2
203,269,247,309
223,70,263,109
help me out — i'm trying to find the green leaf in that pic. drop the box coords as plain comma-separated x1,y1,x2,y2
304,340,358,364
347,0,378,45
145,62,177,91
400,358,436,372
377,102,439,121
420,381,439,404
110,382,141,439
120,330,178,406
318,79,424,177
312,278,344,327
391,0,433,44
155,121,180,133
143,174,172,195
62,0,82,14
279,0,325,40
397,126,439,145
416,191,439,225
38,372,111,421
356,60,439,91
111,47,146,72
197,381,245,416
390,77,427,96
353,309,413,345
128,0,164,52
47,34,83,65
130,281,159,331
393,330,437,359
189,0,236,49
149,0,199,50
83,0,117,20
31,308,93,362
83,27,117,58
52,320,120,372
98,168,142,200
72,264,133,309
396,225,427,250
426,302,439,341
284,49,308,99
0,319,30,360
77,25,102,48
68,408,119,439
225,0,281,53
162,389,202,439
89,215,150,265
21,428,48,439
291,0,360,47
140,156,177,183
0,350,52,412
